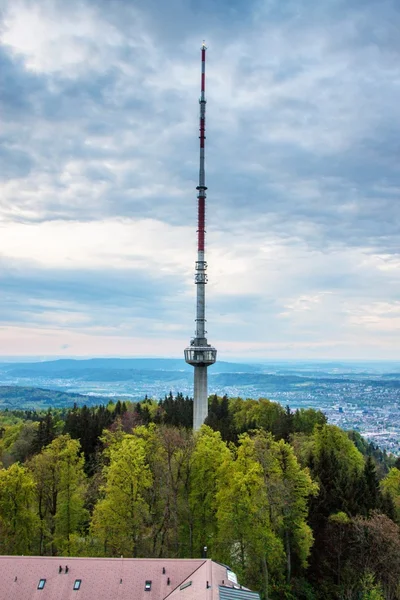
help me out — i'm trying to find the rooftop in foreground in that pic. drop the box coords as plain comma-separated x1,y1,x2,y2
0,556,261,600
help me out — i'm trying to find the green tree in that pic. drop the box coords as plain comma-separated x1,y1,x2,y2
360,572,384,600
321,511,352,593
158,393,193,428
381,467,400,523
292,408,327,435
90,433,152,557
206,395,234,441
361,456,382,515
189,426,231,557
63,404,114,472
54,438,88,555
0,463,38,554
253,431,318,586
309,425,364,526
32,411,56,454
140,425,194,558
216,433,284,599
0,421,38,466
29,435,87,555
230,397,286,439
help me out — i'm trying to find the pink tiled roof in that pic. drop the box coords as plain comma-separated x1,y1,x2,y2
166,559,232,600
0,556,213,600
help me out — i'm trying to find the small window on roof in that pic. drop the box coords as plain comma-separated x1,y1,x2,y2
180,581,192,591
38,579,46,590
145,581,152,591
73,579,82,590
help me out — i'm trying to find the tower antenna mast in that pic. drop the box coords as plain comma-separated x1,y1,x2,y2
184,43,217,430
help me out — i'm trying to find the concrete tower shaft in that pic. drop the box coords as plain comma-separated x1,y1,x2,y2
184,43,217,431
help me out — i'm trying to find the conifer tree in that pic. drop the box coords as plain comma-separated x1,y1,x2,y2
32,411,56,454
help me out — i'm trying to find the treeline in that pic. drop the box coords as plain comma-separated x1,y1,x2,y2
1,394,400,599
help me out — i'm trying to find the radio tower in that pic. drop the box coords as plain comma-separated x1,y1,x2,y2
184,43,217,430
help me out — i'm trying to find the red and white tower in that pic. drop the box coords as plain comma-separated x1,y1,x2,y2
184,43,217,430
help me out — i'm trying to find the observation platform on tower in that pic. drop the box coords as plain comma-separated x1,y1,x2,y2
184,341,217,367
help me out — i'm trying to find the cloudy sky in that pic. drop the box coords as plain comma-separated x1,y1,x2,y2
1,0,399,360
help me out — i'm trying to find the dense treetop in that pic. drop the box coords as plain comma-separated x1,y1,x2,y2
0,393,399,599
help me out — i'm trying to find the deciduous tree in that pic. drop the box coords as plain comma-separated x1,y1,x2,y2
189,426,231,557
29,435,87,555
90,433,152,557
0,463,37,554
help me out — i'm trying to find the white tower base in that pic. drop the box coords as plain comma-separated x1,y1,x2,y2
193,366,208,430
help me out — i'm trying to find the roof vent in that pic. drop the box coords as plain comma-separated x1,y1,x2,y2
167,578,170,586
162,567,166,574
59,566,63,573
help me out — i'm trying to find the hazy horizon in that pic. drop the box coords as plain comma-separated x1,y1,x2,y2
1,355,400,367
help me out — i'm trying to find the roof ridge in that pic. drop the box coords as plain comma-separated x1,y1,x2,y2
0,556,206,562
162,559,208,600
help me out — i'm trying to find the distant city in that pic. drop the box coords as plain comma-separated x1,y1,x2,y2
1,358,400,455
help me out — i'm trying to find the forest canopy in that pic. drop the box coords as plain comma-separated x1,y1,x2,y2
1,393,400,600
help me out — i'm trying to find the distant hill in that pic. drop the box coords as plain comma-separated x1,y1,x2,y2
0,359,263,409
0,386,107,410
1,359,400,425
0,358,262,378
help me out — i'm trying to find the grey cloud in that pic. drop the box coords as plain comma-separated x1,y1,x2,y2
0,49,42,119
0,143,35,178
1,0,400,357
0,259,190,332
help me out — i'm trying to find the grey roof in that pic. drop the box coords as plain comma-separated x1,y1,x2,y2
219,585,261,600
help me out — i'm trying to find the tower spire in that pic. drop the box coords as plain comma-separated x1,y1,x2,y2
184,43,217,431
